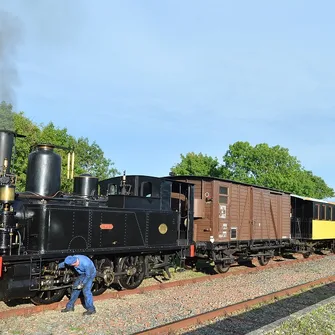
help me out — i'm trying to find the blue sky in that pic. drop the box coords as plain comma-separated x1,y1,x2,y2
1,0,335,198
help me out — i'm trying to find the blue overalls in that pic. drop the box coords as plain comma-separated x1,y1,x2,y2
59,255,97,312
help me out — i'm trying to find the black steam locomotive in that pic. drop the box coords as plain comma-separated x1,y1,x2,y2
0,130,194,304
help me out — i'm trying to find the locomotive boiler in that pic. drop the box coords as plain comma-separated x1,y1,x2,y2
0,130,194,305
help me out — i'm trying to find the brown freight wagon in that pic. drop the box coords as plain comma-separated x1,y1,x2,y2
169,176,292,272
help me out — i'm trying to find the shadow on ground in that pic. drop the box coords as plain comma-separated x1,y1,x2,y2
183,282,335,335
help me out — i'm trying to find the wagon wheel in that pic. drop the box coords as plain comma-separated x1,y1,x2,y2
215,262,230,274
118,256,145,289
30,288,66,305
258,255,271,266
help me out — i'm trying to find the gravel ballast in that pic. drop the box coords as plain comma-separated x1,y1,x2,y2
0,255,334,335
178,280,335,334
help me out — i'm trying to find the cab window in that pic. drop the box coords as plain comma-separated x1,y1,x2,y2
141,182,152,197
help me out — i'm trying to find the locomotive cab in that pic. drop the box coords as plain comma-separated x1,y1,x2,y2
101,175,167,210
99,174,194,244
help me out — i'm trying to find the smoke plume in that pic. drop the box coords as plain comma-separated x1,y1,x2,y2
0,10,22,105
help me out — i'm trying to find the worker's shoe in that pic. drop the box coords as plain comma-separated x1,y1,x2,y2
83,309,96,316
61,307,74,313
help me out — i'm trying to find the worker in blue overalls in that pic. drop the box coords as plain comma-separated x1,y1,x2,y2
58,255,97,315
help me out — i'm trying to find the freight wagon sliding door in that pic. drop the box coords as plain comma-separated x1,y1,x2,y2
222,184,252,242
251,188,283,241
268,192,282,240
251,188,267,240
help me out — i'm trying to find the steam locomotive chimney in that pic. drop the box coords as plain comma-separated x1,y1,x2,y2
0,130,15,174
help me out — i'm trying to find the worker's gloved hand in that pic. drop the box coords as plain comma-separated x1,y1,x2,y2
73,283,84,290
72,277,84,290
72,282,83,290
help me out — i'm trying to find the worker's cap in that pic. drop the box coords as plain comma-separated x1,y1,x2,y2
64,256,77,265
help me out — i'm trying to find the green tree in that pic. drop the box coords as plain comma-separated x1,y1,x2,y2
170,142,334,199
170,152,221,177
221,141,334,198
12,112,41,191
0,102,119,192
222,142,303,188
0,101,15,131
74,137,119,181
220,141,256,183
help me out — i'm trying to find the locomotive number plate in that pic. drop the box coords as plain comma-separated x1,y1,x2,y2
100,223,114,230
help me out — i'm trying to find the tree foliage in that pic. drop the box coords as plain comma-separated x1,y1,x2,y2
74,137,117,179
12,111,41,191
0,102,119,192
0,101,15,131
171,152,221,177
171,141,334,199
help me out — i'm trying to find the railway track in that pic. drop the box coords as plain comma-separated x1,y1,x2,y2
135,275,335,335
0,253,328,320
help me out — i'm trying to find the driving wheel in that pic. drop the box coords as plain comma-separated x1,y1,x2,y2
118,256,145,289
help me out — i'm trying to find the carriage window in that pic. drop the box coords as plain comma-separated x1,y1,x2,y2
219,186,228,204
327,206,332,221
141,182,152,197
220,187,228,195
321,205,326,220
314,204,320,219
230,227,237,239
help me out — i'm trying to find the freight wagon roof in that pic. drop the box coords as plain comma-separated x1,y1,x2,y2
165,175,291,194
291,194,335,205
